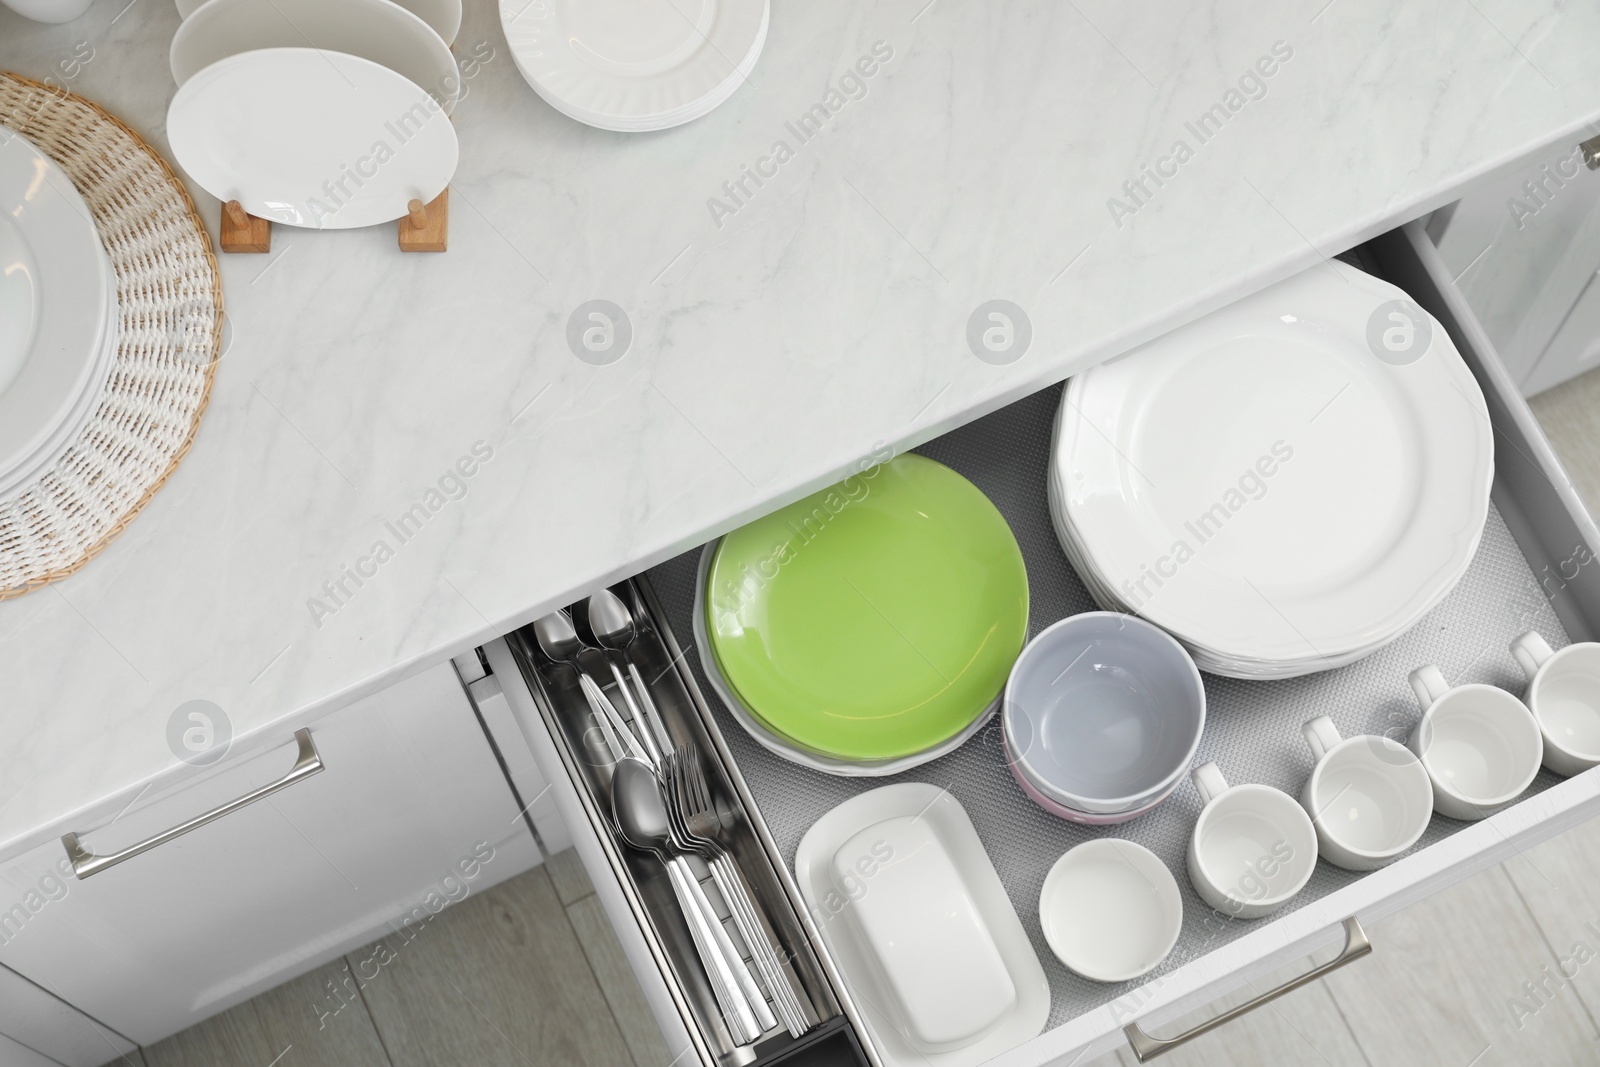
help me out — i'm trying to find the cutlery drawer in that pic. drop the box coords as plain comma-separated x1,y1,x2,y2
628,220,1600,1066
482,610,856,1067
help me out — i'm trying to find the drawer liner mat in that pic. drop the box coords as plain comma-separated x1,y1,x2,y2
648,379,1569,1030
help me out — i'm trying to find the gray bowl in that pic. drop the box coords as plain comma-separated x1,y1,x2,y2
1004,612,1206,814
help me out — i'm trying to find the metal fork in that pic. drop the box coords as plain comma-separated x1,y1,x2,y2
664,747,815,1037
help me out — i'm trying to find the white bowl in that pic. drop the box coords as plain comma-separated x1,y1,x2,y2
1004,612,1205,814
1,0,96,23
1039,839,1182,982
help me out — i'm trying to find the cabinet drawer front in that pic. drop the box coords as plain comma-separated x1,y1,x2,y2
0,662,539,1046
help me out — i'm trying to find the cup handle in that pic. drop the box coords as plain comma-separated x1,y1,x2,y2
1511,631,1554,682
1408,665,1450,712
1302,716,1342,762
1192,762,1227,807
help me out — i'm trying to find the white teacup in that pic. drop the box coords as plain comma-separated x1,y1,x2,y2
1299,716,1432,871
1511,631,1600,778
1187,762,1316,920
1407,665,1542,821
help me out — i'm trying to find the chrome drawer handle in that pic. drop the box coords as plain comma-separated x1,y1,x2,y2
61,729,323,879
1122,916,1371,1062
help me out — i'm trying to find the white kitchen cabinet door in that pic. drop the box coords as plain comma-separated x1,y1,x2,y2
0,961,137,1067
1431,141,1600,394
1524,269,1600,397
0,662,539,1050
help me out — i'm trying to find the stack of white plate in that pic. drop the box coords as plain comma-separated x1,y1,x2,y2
1050,260,1494,679
0,128,117,504
166,0,463,229
500,0,769,132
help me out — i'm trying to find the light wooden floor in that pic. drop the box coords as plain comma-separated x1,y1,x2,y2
106,369,1600,1067
123,852,669,1067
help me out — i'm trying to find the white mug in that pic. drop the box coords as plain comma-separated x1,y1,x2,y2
1300,716,1432,871
1188,762,1316,919
1407,665,1542,821
1511,631,1600,778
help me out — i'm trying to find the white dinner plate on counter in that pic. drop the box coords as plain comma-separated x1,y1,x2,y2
167,49,459,230
175,0,462,45
0,128,111,484
796,783,1049,1066
0,256,117,503
500,0,768,131
0,210,39,397
171,0,461,114
1053,259,1492,675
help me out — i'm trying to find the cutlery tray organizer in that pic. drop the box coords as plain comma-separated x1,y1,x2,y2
637,224,1600,1060
503,590,854,1065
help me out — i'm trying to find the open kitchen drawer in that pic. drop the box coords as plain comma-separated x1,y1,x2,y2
484,219,1600,1067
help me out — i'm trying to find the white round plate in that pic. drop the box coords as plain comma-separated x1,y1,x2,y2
175,0,461,45
501,0,768,131
171,0,460,114
0,211,40,397
0,257,118,502
0,128,111,481
168,49,459,230
1054,260,1492,668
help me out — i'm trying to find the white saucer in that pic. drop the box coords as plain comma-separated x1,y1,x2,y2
501,0,768,131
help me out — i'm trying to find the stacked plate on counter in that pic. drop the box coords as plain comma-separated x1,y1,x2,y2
166,0,462,228
0,128,117,504
695,454,1029,776
1050,260,1494,679
500,0,769,131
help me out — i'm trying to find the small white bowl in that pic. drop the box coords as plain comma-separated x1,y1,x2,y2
1039,839,1182,982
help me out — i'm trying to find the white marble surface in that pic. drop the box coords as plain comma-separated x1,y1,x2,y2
0,0,1596,861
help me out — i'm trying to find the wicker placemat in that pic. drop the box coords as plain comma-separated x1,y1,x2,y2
0,73,222,599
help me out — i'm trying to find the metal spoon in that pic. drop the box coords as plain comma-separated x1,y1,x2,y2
588,587,673,756
611,758,763,1044
532,610,643,763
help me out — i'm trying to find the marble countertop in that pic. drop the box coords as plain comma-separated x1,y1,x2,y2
0,0,1596,861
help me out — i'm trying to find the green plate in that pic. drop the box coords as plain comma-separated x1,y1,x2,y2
705,454,1029,761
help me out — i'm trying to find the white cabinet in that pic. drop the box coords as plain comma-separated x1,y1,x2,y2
1431,139,1600,396
0,963,136,1067
0,662,540,1055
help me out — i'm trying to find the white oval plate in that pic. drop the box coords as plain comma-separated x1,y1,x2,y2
0,128,110,480
1054,260,1492,665
501,0,767,130
796,784,1050,1066
168,49,459,230
171,0,460,114
176,0,461,45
